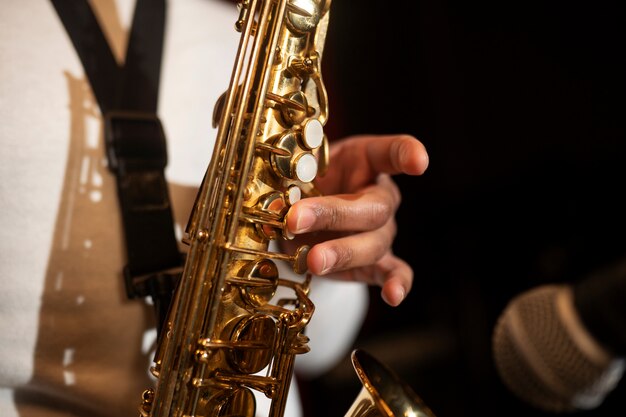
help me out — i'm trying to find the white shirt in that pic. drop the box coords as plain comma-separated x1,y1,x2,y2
0,1,368,416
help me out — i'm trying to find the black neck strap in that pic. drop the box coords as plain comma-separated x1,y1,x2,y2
51,0,181,332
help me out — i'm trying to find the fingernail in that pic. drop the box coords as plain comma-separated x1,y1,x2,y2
294,207,316,233
320,250,337,275
396,287,406,304
382,286,405,307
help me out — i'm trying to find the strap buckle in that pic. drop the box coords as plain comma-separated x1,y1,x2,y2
104,110,182,287
104,111,167,174
124,264,184,338
104,111,170,212
124,264,183,300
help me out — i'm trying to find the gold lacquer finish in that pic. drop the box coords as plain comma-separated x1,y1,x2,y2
345,350,436,417
140,1,329,416
139,2,438,417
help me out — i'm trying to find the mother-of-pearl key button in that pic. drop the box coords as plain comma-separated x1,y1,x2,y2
294,153,318,183
302,118,324,150
285,185,302,206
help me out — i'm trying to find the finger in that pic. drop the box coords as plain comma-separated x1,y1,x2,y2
316,135,428,195
287,174,401,234
331,134,429,176
306,220,396,275
365,134,429,176
324,251,413,307
377,253,413,307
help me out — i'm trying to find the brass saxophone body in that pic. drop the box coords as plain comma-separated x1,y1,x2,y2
140,1,438,417
141,1,331,416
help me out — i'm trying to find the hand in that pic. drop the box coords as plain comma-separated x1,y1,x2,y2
286,134,429,306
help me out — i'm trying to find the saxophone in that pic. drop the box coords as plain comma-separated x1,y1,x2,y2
139,1,437,417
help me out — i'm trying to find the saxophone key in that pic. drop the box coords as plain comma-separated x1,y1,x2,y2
270,130,319,182
286,0,321,34
302,118,324,149
293,152,317,183
266,91,314,126
285,185,301,206
255,141,291,157
233,258,280,307
227,244,310,274
241,191,294,240
286,1,313,18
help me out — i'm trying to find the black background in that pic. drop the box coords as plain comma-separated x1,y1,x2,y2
298,1,626,416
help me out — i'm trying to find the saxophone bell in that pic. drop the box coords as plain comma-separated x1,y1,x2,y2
346,350,436,417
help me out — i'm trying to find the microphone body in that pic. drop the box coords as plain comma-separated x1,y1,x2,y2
493,283,625,412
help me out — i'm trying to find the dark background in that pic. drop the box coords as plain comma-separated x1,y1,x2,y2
298,1,626,416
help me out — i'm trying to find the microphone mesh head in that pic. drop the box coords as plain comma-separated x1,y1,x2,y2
492,285,621,412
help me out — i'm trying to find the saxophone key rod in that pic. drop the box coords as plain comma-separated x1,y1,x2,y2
224,243,310,275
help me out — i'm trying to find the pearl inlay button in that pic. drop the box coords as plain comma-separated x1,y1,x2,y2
294,153,318,183
302,118,324,150
286,185,302,205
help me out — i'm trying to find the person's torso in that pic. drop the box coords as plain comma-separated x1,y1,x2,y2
0,1,238,415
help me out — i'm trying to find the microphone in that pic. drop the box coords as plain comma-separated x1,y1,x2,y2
492,261,626,413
